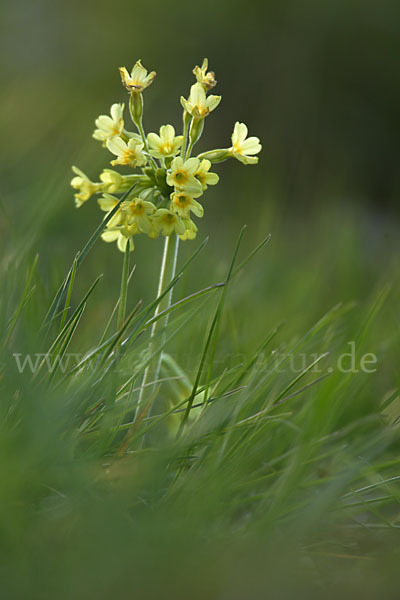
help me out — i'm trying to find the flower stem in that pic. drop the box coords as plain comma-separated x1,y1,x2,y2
185,140,194,160
181,113,190,158
134,233,180,420
128,93,158,170
117,244,130,332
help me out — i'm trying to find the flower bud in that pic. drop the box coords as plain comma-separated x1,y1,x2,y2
129,92,143,127
189,118,204,148
196,149,230,163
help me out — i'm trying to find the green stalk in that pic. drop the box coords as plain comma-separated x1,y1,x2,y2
117,243,131,332
129,92,158,170
134,233,180,421
181,114,190,158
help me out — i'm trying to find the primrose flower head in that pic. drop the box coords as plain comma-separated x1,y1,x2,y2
170,190,204,218
230,122,262,165
147,125,184,159
71,59,261,252
193,58,217,91
181,83,221,120
93,103,125,143
122,198,156,234
119,60,156,93
152,209,186,236
179,217,198,241
166,157,203,196
106,136,147,167
71,166,102,207
194,159,219,190
102,221,140,251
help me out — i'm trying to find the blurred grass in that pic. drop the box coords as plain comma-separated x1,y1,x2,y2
1,0,400,597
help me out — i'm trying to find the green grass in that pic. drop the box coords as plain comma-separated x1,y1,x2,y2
1,200,400,599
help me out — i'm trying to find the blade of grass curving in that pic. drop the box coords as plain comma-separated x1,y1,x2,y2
47,304,86,385
70,275,184,377
58,254,78,333
219,324,283,398
140,282,224,331
43,183,138,328
3,254,38,348
98,265,136,347
271,353,330,405
204,232,272,405
231,233,271,279
97,300,144,369
275,372,332,406
224,355,330,462
238,302,350,410
178,227,246,435
46,275,102,356
202,226,247,405
34,275,102,378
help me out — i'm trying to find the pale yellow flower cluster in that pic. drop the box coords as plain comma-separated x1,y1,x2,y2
71,59,262,251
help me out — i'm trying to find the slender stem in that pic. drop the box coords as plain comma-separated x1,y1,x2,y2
185,140,194,160
128,92,158,170
137,119,149,151
181,114,190,158
117,244,130,332
137,119,158,170
134,233,180,421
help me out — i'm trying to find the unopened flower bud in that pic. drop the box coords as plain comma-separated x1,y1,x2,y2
196,149,230,163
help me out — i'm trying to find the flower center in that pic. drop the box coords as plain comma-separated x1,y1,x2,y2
195,173,205,185
161,143,172,154
130,201,145,215
175,194,190,207
174,171,186,183
123,150,137,163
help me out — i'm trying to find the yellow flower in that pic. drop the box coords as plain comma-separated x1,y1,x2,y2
97,193,122,227
146,224,160,239
119,60,156,93
170,191,204,218
166,157,203,196
98,193,119,212
179,218,198,241
193,58,217,91
70,166,102,207
194,159,219,190
230,122,261,165
99,169,127,193
152,209,186,236
100,169,124,193
147,125,184,159
106,136,147,167
101,223,139,252
181,83,221,119
93,103,124,143
122,198,156,234
100,169,145,194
